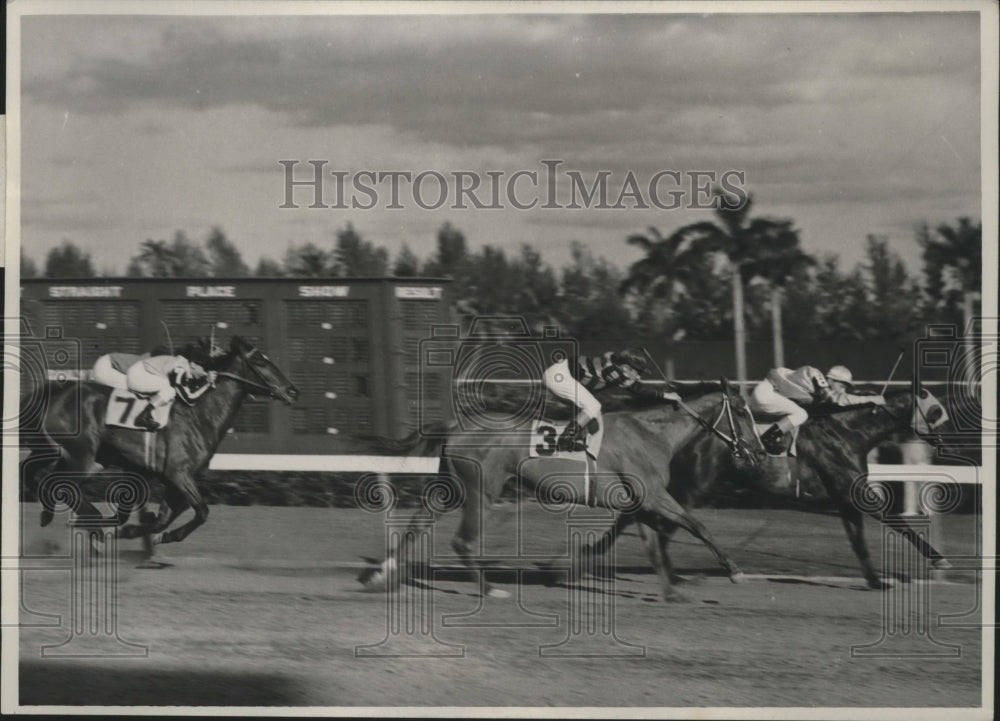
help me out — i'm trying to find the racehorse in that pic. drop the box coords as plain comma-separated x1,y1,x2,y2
20,335,299,547
587,384,954,590
359,379,765,602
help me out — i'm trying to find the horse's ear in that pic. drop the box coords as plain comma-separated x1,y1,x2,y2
719,376,731,394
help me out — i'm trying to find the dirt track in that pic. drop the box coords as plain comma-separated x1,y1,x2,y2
16,504,986,709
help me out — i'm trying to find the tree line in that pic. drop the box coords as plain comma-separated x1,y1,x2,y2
20,197,981,346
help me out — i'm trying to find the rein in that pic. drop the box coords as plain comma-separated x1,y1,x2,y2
640,348,758,460
873,392,945,447
212,348,276,396
674,395,741,447
214,370,272,394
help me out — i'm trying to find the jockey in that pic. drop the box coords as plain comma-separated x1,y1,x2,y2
92,351,148,390
543,348,681,452
750,364,886,454
126,348,216,430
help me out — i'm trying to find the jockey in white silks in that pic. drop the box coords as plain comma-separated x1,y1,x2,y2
749,364,886,454
543,348,681,452
92,352,147,390
125,349,216,430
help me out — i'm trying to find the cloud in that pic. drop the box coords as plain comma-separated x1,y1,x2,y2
15,11,983,275
23,13,979,150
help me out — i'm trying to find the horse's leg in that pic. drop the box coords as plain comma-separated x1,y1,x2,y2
152,484,187,532
876,514,951,570
448,457,510,598
358,507,439,590
842,504,950,587
359,459,463,592
837,502,888,589
155,473,208,545
118,485,186,540
816,454,948,588
645,489,745,584
55,449,106,525
584,511,635,557
655,519,685,585
581,510,684,583
633,515,688,602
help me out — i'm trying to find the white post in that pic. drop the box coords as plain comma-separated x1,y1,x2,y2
732,267,748,397
900,440,933,516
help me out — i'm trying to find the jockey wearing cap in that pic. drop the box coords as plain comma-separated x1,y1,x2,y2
750,364,886,455
92,351,149,390
543,348,681,452
126,348,216,430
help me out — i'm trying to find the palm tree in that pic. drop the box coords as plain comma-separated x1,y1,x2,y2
127,239,174,277
620,226,707,378
634,191,799,389
126,232,212,277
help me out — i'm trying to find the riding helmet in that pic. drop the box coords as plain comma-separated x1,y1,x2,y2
612,348,650,375
826,365,854,386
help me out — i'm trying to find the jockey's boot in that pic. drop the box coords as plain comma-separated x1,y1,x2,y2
760,423,785,455
557,420,588,452
134,403,161,431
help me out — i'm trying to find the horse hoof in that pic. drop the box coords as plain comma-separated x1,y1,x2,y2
358,570,386,591
868,578,894,590
486,587,511,599
933,558,953,570
729,572,746,584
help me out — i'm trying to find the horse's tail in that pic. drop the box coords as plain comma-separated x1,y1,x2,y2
356,420,454,457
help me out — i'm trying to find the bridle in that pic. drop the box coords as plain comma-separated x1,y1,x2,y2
638,347,761,465
214,346,282,398
874,389,947,448
673,391,762,465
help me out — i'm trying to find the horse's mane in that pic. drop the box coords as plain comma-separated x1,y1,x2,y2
177,336,244,372
808,386,909,419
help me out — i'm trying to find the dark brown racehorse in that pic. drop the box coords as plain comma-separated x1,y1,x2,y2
588,384,955,590
359,379,765,602
20,336,299,546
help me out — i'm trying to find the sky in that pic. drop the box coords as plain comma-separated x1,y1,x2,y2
11,5,985,277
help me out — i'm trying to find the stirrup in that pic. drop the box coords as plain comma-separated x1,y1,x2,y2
557,422,588,452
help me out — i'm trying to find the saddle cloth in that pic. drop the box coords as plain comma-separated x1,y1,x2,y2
528,419,606,461
105,388,173,431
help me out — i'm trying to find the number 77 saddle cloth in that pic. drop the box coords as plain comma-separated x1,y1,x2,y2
105,388,174,431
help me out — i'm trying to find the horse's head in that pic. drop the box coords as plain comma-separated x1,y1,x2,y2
223,336,300,404
911,383,949,437
719,377,766,469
